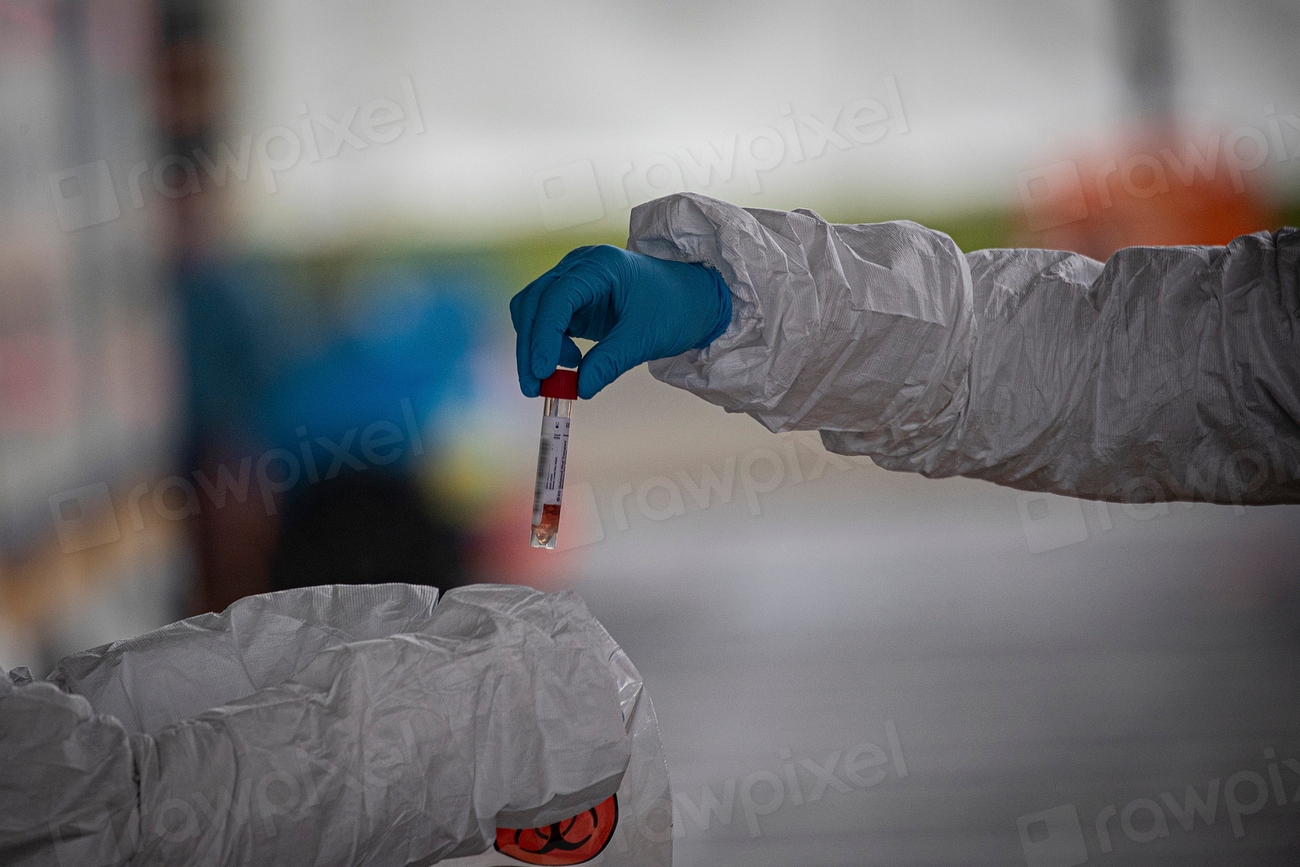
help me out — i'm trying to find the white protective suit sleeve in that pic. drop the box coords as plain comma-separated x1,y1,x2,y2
630,193,1300,505
0,584,634,867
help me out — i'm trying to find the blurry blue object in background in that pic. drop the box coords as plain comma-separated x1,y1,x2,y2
181,260,309,453
180,258,490,610
182,260,486,475
262,267,481,472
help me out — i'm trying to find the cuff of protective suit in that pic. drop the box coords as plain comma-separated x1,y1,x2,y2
628,193,764,356
631,193,798,423
692,265,734,349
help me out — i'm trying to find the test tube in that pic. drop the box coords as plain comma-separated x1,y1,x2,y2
530,368,578,549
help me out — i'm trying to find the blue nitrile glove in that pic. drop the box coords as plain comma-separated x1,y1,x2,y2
510,245,732,399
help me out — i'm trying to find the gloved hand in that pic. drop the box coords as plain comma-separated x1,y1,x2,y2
510,245,733,399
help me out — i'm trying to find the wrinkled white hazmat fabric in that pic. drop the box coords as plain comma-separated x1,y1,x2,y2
0,584,670,866
631,193,1300,505
439,627,672,867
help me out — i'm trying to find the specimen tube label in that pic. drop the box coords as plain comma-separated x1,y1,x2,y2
532,415,570,524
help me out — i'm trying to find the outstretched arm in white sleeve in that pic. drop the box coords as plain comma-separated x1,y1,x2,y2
628,193,1299,505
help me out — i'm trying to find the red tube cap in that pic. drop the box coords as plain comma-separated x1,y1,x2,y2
540,368,579,400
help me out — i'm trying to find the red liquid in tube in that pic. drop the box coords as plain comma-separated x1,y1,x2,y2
530,370,577,549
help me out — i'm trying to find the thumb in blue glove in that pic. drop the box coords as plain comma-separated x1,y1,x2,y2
509,245,732,399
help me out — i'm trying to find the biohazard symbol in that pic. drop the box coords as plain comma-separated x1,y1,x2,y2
494,794,618,865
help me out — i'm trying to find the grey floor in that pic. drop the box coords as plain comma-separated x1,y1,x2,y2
565,374,1300,867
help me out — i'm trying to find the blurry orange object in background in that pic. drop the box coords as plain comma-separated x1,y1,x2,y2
1017,128,1281,260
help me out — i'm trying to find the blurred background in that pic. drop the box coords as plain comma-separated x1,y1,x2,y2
2,1,1299,864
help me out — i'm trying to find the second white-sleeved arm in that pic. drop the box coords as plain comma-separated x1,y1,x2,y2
5,586,631,867
630,193,1300,504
